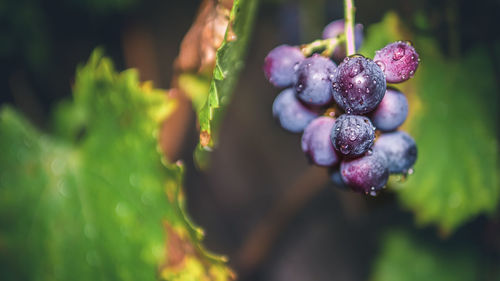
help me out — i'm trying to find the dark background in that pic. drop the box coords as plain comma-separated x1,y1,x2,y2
1,0,499,280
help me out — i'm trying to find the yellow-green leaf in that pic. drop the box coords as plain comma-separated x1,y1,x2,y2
0,50,234,281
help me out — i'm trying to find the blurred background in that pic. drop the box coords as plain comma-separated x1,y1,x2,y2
1,0,499,280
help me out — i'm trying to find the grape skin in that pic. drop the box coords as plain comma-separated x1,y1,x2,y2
264,45,305,87
295,54,337,106
373,41,419,83
332,55,387,114
370,88,408,132
373,131,417,173
301,116,339,167
340,150,389,195
272,88,319,133
331,114,375,158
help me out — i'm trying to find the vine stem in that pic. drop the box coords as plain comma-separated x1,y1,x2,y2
344,0,356,56
300,34,345,57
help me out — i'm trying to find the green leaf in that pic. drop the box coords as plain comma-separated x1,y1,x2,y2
196,0,258,153
370,230,483,281
0,50,234,281
361,13,499,233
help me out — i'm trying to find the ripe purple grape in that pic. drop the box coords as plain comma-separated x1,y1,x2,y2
332,55,387,114
370,88,408,131
331,114,375,158
301,116,340,167
322,19,364,61
295,54,337,106
340,150,389,195
264,45,305,87
272,88,319,133
373,41,419,83
373,131,417,174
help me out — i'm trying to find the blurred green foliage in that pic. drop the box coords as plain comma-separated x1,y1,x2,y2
0,50,233,281
360,13,499,233
370,230,484,281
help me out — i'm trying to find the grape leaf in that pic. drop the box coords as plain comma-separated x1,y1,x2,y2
193,0,259,168
360,13,499,233
0,50,234,281
370,230,483,281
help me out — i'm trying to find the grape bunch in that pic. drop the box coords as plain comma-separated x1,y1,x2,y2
264,19,420,196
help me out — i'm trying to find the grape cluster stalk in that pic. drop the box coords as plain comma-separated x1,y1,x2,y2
264,17,420,196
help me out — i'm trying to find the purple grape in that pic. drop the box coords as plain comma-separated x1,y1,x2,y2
331,114,375,158
301,116,340,166
373,41,419,83
340,150,389,195
322,19,364,61
329,168,348,189
370,88,408,132
332,55,387,114
272,88,319,133
373,131,417,174
295,54,337,106
264,45,305,87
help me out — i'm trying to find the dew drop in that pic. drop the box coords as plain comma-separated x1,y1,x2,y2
349,133,357,141
365,88,370,94
23,138,31,148
375,60,385,71
392,45,405,60
86,250,100,267
340,144,351,154
84,224,97,239
129,173,139,187
51,159,65,175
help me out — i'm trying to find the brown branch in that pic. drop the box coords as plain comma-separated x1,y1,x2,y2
235,166,329,274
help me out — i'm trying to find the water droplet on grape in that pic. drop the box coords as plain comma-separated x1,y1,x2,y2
340,144,351,154
375,60,385,71
365,88,370,93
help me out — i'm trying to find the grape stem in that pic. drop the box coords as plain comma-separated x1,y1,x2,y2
300,34,345,57
344,0,356,56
